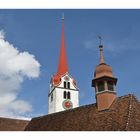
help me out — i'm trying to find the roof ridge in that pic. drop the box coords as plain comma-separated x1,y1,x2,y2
0,117,30,122
125,94,133,130
32,103,97,120
117,93,134,99
109,94,134,109
33,94,138,121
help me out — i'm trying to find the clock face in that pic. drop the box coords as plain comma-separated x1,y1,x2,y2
62,100,73,110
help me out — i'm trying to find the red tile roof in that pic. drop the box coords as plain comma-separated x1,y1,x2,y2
0,94,139,131
25,94,140,131
0,117,29,131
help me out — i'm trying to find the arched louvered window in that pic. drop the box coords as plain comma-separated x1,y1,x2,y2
67,82,70,89
64,91,67,99
64,81,70,89
64,82,67,88
67,91,70,99
63,91,71,99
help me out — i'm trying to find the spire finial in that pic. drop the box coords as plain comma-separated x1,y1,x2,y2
98,35,105,64
62,13,64,20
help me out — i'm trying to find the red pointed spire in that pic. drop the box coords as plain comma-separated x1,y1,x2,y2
57,14,68,76
52,14,68,86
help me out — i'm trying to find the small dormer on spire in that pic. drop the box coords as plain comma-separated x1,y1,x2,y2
98,36,105,64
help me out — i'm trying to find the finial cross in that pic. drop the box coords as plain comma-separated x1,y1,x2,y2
98,35,103,45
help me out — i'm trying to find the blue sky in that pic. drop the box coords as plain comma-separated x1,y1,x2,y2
0,9,140,118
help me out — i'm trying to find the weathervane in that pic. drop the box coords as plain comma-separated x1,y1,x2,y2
97,35,103,46
97,35,104,51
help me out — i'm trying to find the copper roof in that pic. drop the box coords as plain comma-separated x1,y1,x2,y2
94,63,113,78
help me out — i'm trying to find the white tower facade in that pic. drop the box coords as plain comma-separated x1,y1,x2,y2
48,73,79,114
48,16,79,114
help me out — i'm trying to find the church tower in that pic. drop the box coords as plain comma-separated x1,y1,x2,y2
92,39,117,111
48,16,79,114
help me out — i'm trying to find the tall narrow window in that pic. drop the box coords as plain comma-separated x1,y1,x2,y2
67,91,71,99
64,82,67,88
68,82,70,89
51,93,53,102
98,81,104,92
108,81,114,91
64,91,67,99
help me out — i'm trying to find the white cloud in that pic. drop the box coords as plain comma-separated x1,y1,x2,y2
0,30,5,39
0,30,40,119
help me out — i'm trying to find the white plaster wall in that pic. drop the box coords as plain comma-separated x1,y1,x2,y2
48,90,56,114
55,88,79,113
48,73,79,114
